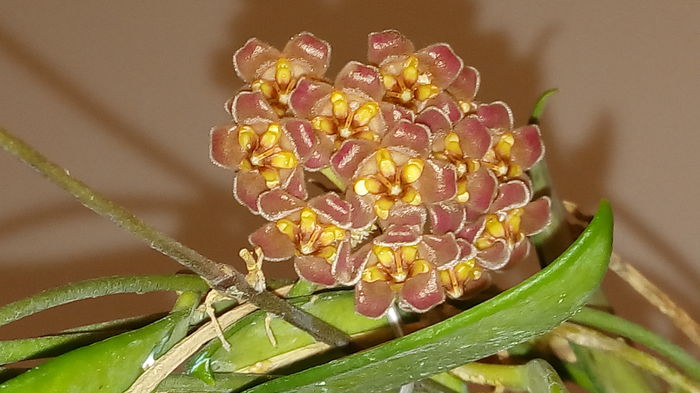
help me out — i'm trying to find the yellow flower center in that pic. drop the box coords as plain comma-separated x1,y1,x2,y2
482,133,523,179
276,207,346,263
362,244,432,287
251,58,297,116
439,258,483,298
432,132,482,203
237,123,298,188
381,56,440,109
311,90,381,144
474,208,525,250
352,149,425,219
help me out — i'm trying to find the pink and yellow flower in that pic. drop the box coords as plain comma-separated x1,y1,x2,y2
233,32,331,116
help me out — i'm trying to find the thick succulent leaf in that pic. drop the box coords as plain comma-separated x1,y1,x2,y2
244,201,613,393
186,291,388,377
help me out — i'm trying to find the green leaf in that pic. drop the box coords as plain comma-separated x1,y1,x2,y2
156,373,271,393
452,360,568,393
0,292,199,393
242,200,614,393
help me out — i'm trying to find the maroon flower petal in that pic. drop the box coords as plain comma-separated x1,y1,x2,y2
381,102,415,131
454,116,492,159
334,242,370,286
374,224,420,246
282,118,317,163
420,233,460,269
447,66,480,102
288,78,333,119
456,238,477,261
379,202,427,232
466,167,498,213
367,30,415,65
429,202,466,235
210,124,244,168
457,215,486,243
282,166,307,200
490,180,531,212
257,189,304,221
415,106,451,135
417,160,457,204
282,32,331,76
232,91,279,124
233,171,268,213
424,92,463,124
233,38,281,83
521,197,552,236
476,239,512,270
509,237,532,267
415,43,463,88
295,256,335,286
330,139,377,182
249,222,296,261
399,269,445,312
309,192,351,227
512,125,545,170
347,191,376,229
335,61,384,101
303,130,334,171
476,101,513,131
381,119,431,157
355,279,394,318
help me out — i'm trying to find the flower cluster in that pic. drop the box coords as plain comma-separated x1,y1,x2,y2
211,31,551,318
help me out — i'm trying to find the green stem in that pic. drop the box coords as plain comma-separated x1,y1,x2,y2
320,167,346,191
0,274,207,328
0,128,350,348
572,307,700,381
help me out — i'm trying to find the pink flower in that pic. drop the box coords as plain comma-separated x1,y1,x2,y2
351,224,462,318
210,91,330,213
329,119,457,229
458,180,552,270
476,102,546,179
288,61,387,147
233,32,331,116
367,30,464,112
249,190,352,286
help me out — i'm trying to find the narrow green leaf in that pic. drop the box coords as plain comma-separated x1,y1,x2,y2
452,360,568,393
529,88,558,125
572,307,700,381
243,200,613,393
156,373,270,393
0,292,199,393
0,274,208,328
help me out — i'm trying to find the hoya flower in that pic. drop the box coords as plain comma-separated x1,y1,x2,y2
415,107,498,234
476,102,545,179
210,91,329,213
288,62,388,147
367,30,463,112
458,180,552,269
352,224,461,318
330,120,457,228
248,190,352,286
233,32,331,116
446,66,481,114
438,238,491,299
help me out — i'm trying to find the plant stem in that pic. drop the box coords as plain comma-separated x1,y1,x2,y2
571,307,700,381
0,274,207,328
0,128,350,348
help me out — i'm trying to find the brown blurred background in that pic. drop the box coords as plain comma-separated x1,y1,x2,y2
1,0,698,359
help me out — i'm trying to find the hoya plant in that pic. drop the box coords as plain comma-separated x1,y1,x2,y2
0,31,698,393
